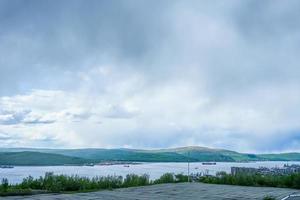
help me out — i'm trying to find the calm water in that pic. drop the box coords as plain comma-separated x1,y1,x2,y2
1,161,300,184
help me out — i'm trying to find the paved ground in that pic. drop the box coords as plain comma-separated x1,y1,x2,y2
2,183,300,200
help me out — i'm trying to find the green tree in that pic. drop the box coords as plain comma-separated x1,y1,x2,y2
1,178,9,193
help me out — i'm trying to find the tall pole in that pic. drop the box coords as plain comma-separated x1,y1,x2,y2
188,151,190,182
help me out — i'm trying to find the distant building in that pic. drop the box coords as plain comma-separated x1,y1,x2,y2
231,164,300,176
231,167,257,175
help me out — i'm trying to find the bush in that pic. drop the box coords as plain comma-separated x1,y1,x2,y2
175,174,189,182
199,171,300,189
263,196,276,200
11,172,154,192
1,178,9,193
123,174,149,187
153,173,175,184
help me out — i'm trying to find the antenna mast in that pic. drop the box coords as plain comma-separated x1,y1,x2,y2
188,151,190,182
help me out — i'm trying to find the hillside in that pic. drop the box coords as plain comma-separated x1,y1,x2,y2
0,151,89,166
151,146,260,162
258,153,300,161
0,146,300,165
33,149,196,162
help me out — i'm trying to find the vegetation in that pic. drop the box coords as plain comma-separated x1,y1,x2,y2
1,178,8,193
1,146,300,165
47,149,197,162
0,172,189,196
2,171,300,197
199,171,300,189
0,178,32,196
152,173,189,184
0,152,89,166
263,196,276,200
258,153,300,161
153,173,175,184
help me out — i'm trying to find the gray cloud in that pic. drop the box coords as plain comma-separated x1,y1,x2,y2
235,0,300,39
22,118,56,125
0,110,31,125
0,132,11,140
0,109,56,125
65,111,93,122
104,105,139,119
0,0,300,151
1,0,299,96
0,0,170,95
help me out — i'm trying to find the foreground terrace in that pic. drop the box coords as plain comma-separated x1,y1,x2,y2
2,182,300,200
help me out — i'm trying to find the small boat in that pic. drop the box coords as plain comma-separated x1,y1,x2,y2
85,163,95,167
0,165,14,169
123,165,130,167
202,162,216,165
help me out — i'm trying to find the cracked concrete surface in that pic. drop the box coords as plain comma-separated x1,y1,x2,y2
2,183,300,200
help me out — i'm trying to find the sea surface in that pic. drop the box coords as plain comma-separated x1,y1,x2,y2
1,161,300,184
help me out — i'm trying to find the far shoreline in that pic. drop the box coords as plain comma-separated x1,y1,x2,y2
2,160,300,167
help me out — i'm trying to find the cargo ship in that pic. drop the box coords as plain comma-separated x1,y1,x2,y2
0,165,14,168
202,162,216,165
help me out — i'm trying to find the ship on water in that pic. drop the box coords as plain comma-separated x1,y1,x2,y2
202,162,216,165
0,165,14,169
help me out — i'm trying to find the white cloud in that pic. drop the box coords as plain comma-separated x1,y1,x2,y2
0,64,299,152
1,1,300,152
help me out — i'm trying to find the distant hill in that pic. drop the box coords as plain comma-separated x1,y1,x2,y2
0,151,89,166
258,153,300,161
4,149,196,162
0,146,300,165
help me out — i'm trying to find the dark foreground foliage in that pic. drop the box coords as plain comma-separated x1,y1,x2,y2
2,171,300,197
263,196,276,200
0,172,188,196
199,171,300,189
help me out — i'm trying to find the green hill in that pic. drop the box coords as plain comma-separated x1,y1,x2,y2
0,151,89,166
1,146,300,165
258,153,300,161
36,149,195,162
144,146,260,162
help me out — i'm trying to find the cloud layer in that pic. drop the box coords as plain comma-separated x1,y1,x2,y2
0,0,300,152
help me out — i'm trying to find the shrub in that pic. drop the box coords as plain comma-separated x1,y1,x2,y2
199,171,300,189
123,174,149,187
263,196,276,200
153,173,175,184
175,174,188,182
1,178,9,193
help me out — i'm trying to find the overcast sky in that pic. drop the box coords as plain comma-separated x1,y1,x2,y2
0,0,300,152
